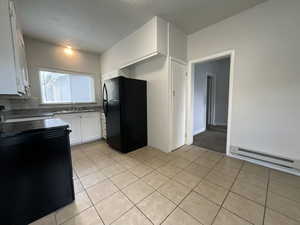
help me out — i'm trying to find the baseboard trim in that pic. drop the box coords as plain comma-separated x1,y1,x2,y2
213,122,227,126
193,128,205,136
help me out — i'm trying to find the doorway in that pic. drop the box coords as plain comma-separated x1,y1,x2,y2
187,51,234,154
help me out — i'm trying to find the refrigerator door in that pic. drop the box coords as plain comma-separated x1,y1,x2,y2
104,78,122,151
102,83,108,117
121,78,147,152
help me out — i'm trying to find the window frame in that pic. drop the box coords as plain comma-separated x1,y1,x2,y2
38,68,97,105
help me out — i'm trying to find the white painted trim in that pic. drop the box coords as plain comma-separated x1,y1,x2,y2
205,72,217,128
169,57,187,152
193,127,205,136
119,51,161,69
168,57,172,153
170,57,187,66
186,61,194,144
167,22,172,153
228,152,300,176
187,50,235,156
214,122,228,126
37,67,97,77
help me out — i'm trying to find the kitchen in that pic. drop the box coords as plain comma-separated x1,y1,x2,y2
1,0,300,225
0,0,186,223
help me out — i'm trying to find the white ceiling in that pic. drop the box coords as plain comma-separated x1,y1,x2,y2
15,0,266,54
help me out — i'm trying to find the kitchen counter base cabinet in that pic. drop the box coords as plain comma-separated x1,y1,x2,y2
0,127,74,225
55,112,102,146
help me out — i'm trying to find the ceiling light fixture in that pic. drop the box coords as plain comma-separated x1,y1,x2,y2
64,45,73,55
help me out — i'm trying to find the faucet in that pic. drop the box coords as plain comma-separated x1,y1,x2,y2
71,103,79,112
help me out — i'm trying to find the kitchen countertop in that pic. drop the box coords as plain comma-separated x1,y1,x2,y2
1,106,103,121
0,118,69,138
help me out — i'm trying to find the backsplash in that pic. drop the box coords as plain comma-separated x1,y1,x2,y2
0,99,11,110
0,97,101,111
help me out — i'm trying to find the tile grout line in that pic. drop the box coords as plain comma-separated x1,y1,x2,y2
228,190,266,207
158,151,238,225
158,185,197,224
69,142,284,225
119,186,155,225
157,155,221,225
209,160,258,225
107,173,155,225
77,178,106,225
124,147,299,225
262,168,271,225
97,153,169,225
67,142,199,224
71,145,131,225
60,206,96,225
267,188,300,205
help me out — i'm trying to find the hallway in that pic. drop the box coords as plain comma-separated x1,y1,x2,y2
193,126,227,153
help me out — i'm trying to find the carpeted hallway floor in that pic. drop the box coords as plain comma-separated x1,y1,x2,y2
193,126,227,153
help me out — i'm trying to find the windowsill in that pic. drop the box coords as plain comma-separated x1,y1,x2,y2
39,102,100,108
39,102,98,106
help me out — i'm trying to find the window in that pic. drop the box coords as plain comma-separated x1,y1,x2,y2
39,70,95,104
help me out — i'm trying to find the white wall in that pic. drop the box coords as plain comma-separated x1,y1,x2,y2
25,37,102,106
169,24,187,62
193,58,230,134
188,0,300,159
214,58,230,125
129,55,170,152
193,66,206,135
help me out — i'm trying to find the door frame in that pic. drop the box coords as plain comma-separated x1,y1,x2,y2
168,57,187,152
186,50,235,155
205,72,217,129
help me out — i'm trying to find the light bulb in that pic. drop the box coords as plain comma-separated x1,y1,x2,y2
64,46,73,55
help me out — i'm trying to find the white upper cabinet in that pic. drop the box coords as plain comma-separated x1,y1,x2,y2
101,17,168,72
0,0,29,95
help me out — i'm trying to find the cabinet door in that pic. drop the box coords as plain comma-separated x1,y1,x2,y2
9,1,25,94
18,30,29,89
56,114,81,145
0,0,18,95
81,113,101,143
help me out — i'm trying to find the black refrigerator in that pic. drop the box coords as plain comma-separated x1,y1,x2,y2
103,76,147,153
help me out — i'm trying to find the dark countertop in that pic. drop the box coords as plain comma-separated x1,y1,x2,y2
0,118,69,138
1,106,103,121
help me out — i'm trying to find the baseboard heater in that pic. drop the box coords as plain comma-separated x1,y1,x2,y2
230,146,300,170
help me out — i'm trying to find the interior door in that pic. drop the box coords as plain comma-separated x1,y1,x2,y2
172,60,186,150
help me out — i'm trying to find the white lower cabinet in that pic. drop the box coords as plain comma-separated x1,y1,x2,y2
55,112,101,146
81,113,101,143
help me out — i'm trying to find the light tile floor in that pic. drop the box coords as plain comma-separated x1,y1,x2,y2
30,141,300,225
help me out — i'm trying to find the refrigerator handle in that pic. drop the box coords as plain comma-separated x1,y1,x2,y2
103,83,108,117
